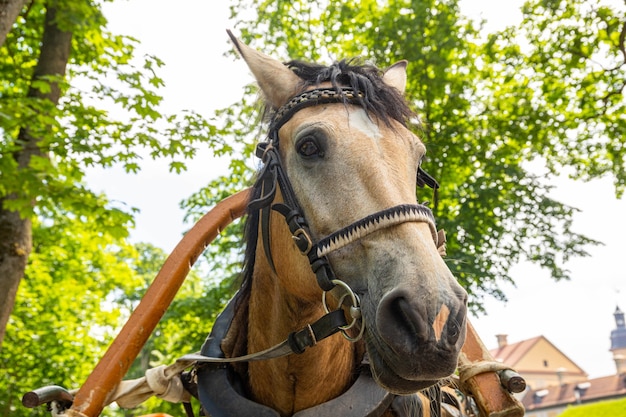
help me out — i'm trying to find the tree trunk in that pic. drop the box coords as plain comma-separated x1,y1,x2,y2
0,0,29,46
0,4,71,349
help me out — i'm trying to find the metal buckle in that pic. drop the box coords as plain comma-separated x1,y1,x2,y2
292,228,313,254
322,279,365,342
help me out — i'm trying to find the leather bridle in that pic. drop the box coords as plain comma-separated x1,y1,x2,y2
250,87,441,293
183,86,441,364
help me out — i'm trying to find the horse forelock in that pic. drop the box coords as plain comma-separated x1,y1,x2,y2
258,59,415,128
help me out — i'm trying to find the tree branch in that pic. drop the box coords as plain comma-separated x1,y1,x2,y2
0,0,29,46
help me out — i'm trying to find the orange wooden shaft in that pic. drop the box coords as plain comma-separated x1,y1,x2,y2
460,320,525,417
67,189,251,417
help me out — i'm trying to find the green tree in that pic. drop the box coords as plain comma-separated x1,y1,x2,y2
0,1,237,414
507,0,625,189
0,0,228,347
0,0,28,45
0,211,141,416
0,228,235,416
3,0,625,414
179,0,625,312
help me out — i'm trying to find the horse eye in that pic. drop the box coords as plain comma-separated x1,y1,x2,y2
297,138,324,158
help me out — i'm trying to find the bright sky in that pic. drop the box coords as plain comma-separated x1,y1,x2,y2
90,0,626,380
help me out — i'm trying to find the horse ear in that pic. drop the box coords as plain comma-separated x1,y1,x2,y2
382,60,408,94
227,30,302,108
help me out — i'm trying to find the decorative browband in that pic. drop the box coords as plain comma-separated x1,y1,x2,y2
270,88,365,135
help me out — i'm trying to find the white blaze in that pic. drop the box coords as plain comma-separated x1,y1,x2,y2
348,108,382,140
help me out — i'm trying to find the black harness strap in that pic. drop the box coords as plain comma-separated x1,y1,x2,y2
417,166,440,209
182,308,347,365
252,140,337,291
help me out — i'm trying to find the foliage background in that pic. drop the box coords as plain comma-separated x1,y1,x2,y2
0,0,624,416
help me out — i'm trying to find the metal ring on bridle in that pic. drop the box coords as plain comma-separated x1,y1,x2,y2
322,279,365,342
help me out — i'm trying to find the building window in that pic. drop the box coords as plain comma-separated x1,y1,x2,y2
543,360,549,367
534,389,549,404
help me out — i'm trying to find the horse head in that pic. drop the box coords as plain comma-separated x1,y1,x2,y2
230,32,468,398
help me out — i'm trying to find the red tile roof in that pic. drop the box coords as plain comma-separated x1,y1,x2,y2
490,336,542,367
523,374,626,411
489,335,587,376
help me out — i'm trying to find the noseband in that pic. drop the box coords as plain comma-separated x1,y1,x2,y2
250,87,442,294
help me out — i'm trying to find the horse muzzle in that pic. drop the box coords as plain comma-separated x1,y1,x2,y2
366,284,468,394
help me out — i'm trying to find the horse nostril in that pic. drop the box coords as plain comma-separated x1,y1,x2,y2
446,304,467,346
376,289,430,353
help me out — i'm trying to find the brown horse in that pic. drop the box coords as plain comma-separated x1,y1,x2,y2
194,33,468,417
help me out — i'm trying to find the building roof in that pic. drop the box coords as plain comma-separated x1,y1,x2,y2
489,335,587,376
490,336,542,367
523,374,626,411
